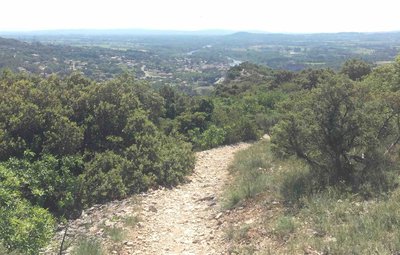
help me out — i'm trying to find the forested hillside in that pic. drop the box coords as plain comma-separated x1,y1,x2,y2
1,31,400,94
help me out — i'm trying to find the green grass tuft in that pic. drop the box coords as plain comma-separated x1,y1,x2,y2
72,238,104,255
223,141,272,209
273,216,296,239
103,226,126,242
123,215,140,227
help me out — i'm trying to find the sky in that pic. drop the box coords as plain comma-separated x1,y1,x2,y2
0,0,399,33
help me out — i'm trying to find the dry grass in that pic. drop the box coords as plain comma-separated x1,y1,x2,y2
223,140,400,254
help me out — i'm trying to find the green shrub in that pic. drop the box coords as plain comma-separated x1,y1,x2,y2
80,151,128,205
190,125,226,149
156,135,195,186
103,226,126,242
272,75,398,192
0,165,55,255
0,243,21,255
42,115,84,156
81,134,194,205
340,59,372,81
2,152,83,217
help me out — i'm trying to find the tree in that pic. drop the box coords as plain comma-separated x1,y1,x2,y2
272,75,400,189
340,59,372,81
294,68,334,90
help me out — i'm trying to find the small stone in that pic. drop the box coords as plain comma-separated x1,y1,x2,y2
215,212,223,219
197,195,215,202
104,220,113,227
208,201,217,207
245,219,254,225
149,205,158,213
112,251,118,254
262,134,271,141
124,241,134,246
325,236,337,243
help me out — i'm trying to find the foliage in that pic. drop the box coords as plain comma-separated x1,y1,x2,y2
224,139,400,254
272,75,400,191
0,165,55,255
340,58,372,81
80,151,128,205
0,71,195,253
2,153,83,217
72,237,104,255
189,125,226,150
103,226,126,242
273,216,296,239
294,68,334,90
223,141,272,209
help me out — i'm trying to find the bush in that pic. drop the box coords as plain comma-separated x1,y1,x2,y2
0,72,197,251
189,125,226,149
80,151,128,205
0,165,55,255
272,75,399,192
2,152,83,217
81,134,195,205
156,135,195,186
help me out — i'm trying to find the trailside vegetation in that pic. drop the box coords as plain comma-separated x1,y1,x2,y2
223,57,400,254
0,71,195,254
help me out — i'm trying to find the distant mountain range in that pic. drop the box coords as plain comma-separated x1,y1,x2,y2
2,28,400,37
0,29,240,36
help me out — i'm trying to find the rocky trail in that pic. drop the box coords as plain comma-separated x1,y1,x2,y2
45,142,251,255
130,142,251,255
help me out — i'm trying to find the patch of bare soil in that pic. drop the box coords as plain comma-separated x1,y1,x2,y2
129,143,251,255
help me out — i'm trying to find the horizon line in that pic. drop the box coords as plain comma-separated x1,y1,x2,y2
1,27,400,35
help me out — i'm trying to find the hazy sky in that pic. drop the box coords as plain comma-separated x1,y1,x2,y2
1,0,399,33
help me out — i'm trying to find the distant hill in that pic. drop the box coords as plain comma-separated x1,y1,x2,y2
0,36,143,79
225,31,400,43
0,29,237,37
